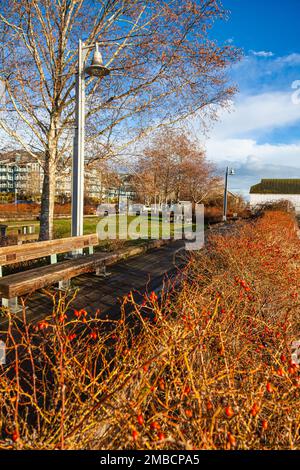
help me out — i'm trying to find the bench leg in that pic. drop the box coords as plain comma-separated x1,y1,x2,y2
2,297,24,314
71,249,83,257
95,265,112,278
65,251,84,260
57,279,71,292
53,280,72,293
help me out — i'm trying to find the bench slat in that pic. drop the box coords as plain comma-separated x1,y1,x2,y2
0,239,170,298
0,252,109,297
17,234,39,243
0,234,98,265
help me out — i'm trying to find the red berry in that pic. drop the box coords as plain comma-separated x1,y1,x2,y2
266,382,273,393
38,320,49,330
185,409,193,418
150,291,158,302
89,331,97,340
12,430,19,442
262,420,268,430
250,403,259,417
227,432,236,447
159,379,165,391
137,414,144,426
150,421,160,430
206,401,213,410
157,432,165,440
225,405,234,417
132,430,138,441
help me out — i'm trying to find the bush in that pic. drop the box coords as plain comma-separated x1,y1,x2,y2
0,202,40,216
204,206,223,224
1,210,300,450
252,199,295,216
0,203,97,218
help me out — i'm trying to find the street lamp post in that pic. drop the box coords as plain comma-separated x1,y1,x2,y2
223,166,235,222
13,165,18,205
71,40,110,238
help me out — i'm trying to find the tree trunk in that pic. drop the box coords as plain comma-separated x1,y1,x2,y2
39,155,56,241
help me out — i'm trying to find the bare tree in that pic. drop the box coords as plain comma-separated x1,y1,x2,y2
179,153,221,204
0,0,239,239
133,128,219,204
84,159,121,203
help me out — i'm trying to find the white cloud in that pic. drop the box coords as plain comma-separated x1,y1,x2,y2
250,50,274,58
206,138,300,168
203,90,300,195
201,52,300,194
210,91,300,140
214,153,300,198
229,52,300,94
276,53,300,66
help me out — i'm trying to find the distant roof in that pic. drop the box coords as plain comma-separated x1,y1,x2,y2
250,179,300,195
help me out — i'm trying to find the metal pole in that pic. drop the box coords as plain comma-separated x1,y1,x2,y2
13,166,17,205
223,167,229,222
71,39,85,237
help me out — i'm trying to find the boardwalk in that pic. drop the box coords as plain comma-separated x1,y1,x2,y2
12,240,186,323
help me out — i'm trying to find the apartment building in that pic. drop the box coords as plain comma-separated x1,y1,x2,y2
106,174,136,201
0,150,136,202
0,152,43,197
55,166,104,200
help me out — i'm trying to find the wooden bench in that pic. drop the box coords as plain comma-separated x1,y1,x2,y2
0,236,173,314
10,224,39,244
0,233,109,313
0,224,39,245
17,233,39,244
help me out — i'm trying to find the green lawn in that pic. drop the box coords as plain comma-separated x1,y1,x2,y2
5,217,100,239
5,215,197,245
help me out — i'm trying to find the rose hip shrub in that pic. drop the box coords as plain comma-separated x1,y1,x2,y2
1,210,300,450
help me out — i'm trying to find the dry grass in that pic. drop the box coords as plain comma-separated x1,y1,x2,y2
1,210,300,450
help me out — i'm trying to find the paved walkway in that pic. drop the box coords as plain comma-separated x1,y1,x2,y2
15,240,187,323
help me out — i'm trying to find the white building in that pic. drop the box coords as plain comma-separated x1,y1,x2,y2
250,179,300,213
0,155,43,197
0,150,136,202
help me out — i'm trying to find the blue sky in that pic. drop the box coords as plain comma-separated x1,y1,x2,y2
203,0,300,197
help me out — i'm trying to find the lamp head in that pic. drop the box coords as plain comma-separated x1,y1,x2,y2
85,43,110,78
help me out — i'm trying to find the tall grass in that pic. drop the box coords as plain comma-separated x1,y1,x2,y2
1,210,300,450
